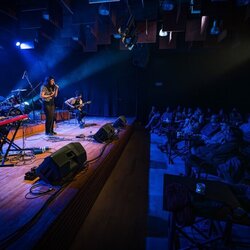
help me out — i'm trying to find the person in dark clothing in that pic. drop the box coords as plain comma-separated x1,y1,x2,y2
40,76,59,135
145,106,161,131
65,91,89,128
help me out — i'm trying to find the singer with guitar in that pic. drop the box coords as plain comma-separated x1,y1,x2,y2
64,91,91,128
40,76,59,135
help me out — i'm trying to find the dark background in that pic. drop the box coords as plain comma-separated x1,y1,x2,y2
0,0,250,122
1,40,250,122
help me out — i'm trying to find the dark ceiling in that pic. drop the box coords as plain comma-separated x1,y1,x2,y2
0,0,250,52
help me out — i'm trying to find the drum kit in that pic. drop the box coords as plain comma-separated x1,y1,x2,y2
0,89,30,117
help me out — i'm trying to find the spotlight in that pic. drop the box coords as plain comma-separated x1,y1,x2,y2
113,33,121,39
98,4,109,16
210,20,220,35
123,34,137,50
159,28,168,37
117,15,137,50
20,42,35,50
16,41,21,47
161,0,175,11
118,15,137,51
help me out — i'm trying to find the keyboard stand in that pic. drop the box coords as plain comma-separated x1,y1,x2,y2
0,120,23,167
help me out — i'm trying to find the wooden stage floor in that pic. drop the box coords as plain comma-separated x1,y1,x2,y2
0,116,135,250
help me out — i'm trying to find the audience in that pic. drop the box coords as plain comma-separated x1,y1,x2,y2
229,107,243,126
147,104,249,185
240,114,250,145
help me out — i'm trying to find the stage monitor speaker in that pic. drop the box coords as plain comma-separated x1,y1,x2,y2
113,115,127,128
93,123,115,143
36,142,87,185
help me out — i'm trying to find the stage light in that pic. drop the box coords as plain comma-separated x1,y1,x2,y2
42,11,49,21
190,0,201,14
16,42,21,47
20,42,35,49
113,33,121,39
210,20,220,35
123,34,137,50
98,4,109,16
161,0,175,11
118,15,137,51
159,28,168,37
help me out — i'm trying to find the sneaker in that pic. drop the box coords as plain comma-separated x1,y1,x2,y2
45,132,53,136
52,131,57,135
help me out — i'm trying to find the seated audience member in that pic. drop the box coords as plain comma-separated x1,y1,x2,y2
145,106,161,131
239,114,250,164
174,105,183,123
148,106,157,121
181,107,189,122
156,106,174,134
195,107,204,120
198,113,205,128
239,114,250,145
191,123,238,159
161,106,173,123
205,107,212,122
217,156,245,184
202,122,232,145
200,114,220,139
218,108,229,123
229,107,243,126
181,115,201,137
187,123,241,174
193,107,203,119
186,107,193,119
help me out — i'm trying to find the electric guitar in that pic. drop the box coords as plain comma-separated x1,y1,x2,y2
73,101,91,111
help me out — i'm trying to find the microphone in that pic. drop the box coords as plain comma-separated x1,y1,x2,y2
33,146,50,154
22,70,27,79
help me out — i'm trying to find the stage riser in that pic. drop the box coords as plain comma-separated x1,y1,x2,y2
34,125,134,249
8,110,71,140
0,117,136,250
29,110,70,121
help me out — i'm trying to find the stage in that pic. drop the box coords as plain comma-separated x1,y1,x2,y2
0,116,135,249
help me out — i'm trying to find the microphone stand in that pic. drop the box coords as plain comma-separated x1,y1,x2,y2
23,72,39,122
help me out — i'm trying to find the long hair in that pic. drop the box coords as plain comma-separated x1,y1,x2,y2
44,76,55,90
75,90,82,98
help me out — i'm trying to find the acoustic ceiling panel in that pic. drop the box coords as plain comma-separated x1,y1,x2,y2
159,32,177,49
89,0,120,3
137,21,157,43
185,19,207,41
97,16,112,44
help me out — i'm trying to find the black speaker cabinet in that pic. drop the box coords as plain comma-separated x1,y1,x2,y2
113,116,127,128
93,123,115,143
36,142,87,185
